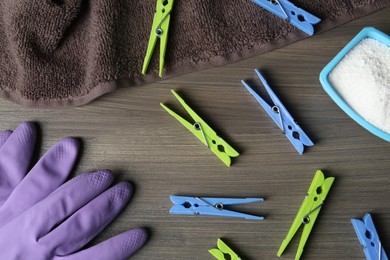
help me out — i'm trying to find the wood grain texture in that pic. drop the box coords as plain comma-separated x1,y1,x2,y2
0,7,389,260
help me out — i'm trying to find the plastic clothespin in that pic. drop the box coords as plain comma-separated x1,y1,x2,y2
277,170,334,260
352,214,388,260
142,0,174,77
209,239,241,260
161,90,239,167
251,0,321,35
241,69,314,155
169,196,264,220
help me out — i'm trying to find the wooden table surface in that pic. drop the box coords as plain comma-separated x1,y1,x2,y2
0,7,389,260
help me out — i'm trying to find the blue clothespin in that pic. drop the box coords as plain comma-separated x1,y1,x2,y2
251,0,321,35
169,196,264,220
241,69,314,154
352,214,388,260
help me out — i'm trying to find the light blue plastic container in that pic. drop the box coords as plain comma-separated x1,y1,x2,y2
319,27,390,142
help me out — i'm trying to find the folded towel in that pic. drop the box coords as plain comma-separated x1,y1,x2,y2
0,0,388,108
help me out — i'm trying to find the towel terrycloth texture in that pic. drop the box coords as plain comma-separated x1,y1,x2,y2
0,0,388,108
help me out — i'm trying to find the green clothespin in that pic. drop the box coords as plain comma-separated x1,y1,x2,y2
161,90,239,167
277,170,335,260
142,0,174,77
209,239,241,260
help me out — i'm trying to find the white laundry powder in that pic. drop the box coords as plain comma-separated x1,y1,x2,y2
329,38,390,134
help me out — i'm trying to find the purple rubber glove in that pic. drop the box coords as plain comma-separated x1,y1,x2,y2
0,122,147,260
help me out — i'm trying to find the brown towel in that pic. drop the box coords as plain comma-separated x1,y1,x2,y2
0,0,388,108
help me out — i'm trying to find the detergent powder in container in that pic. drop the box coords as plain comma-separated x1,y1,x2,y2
320,27,390,142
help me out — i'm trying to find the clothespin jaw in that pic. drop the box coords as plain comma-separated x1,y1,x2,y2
169,196,264,220
209,239,241,260
277,170,334,260
352,214,388,260
142,0,174,77
161,90,239,167
242,69,314,155
251,0,321,35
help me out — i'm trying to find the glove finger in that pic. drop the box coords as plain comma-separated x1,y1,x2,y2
0,122,36,207
0,130,12,205
0,137,78,226
34,170,113,238
41,182,132,255
0,130,12,148
55,228,148,260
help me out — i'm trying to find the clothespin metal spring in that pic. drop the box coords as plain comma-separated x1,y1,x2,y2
302,202,323,224
196,197,223,210
271,0,289,19
155,9,172,37
193,123,209,147
272,105,284,133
